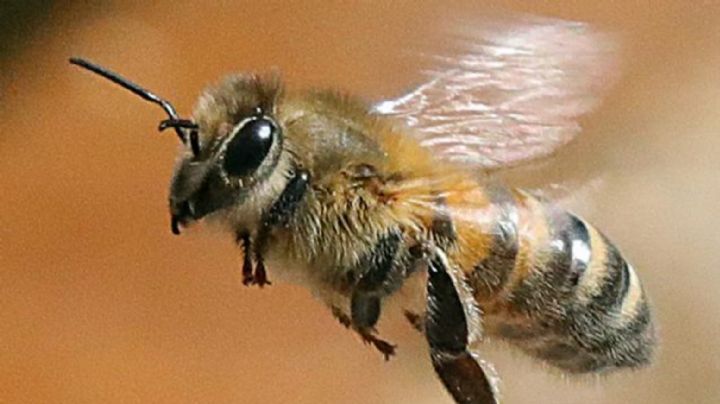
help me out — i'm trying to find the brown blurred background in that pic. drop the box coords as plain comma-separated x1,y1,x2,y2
1,1,719,403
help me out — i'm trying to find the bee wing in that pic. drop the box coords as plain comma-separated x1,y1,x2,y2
373,16,619,170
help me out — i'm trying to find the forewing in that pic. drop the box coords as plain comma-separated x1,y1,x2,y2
373,16,619,170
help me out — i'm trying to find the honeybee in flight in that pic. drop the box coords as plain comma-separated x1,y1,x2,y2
71,16,656,404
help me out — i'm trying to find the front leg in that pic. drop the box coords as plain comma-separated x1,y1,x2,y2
238,168,310,288
237,232,255,286
426,252,497,404
236,232,271,287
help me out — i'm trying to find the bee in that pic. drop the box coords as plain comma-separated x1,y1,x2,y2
70,16,656,404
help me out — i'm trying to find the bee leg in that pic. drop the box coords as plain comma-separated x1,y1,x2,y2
350,293,396,360
331,306,353,329
237,233,271,288
358,328,396,361
328,232,402,359
263,169,310,227
426,255,497,404
345,231,404,360
252,255,271,287
330,303,396,360
404,310,426,333
237,232,255,286
246,168,310,288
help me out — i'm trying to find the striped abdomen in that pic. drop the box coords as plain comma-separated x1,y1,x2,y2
447,186,656,373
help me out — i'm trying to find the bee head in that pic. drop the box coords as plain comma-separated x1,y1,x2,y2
170,74,288,234
70,58,290,235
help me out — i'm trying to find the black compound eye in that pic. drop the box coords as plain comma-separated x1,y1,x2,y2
222,117,276,177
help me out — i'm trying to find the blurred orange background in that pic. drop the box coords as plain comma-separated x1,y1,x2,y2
2,1,719,403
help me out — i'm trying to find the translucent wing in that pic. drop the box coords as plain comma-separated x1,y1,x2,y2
373,16,619,169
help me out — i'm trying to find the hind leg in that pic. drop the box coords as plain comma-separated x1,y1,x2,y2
425,253,497,404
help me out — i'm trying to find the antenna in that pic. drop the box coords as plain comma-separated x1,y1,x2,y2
69,57,191,143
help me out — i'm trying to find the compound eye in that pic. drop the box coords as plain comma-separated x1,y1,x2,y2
222,117,276,177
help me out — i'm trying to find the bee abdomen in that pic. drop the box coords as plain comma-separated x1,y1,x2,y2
469,185,519,297
480,194,656,373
